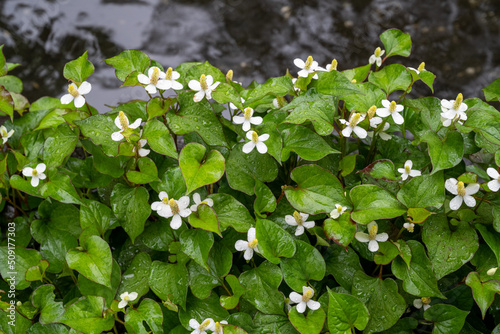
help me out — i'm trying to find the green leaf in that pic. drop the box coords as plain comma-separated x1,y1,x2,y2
352,272,406,333
178,292,229,331
143,119,178,159
81,140,130,178
254,180,276,216
239,261,285,315
407,207,433,223
475,224,500,265
0,247,41,290
368,64,412,95
167,92,227,147
397,171,445,209
151,167,187,200
324,213,356,247
392,240,445,298
339,154,357,177
285,165,347,214
58,296,114,334
106,50,150,82
110,184,150,243
31,285,65,323
149,261,188,310
80,200,113,239
280,123,338,161
280,240,325,291
0,45,7,76
39,170,84,205
255,218,296,264
324,246,363,291
66,236,113,288
288,307,325,334
118,252,151,300
343,82,385,113
212,83,243,108
350,184,406,224
0,86,14,119
465,272,496,319
63,51,95,83
188,204,221,236
226,143,278,195
360,159,399,181
43,123,79,168
421,131,464,174
246,76,294,101
78,259,121,309
180,143,225,194
125,299,164,334
483,78,500,102
126,156,159,184
423,304,468,334
209,193,254,233
380,29,412,57
327,289,369,334
419,70,436,93
26,323,70,334
9,174,42,198
315,70,361,97
180,228,214,271
0,75,23,93
76,114,121,156
220,275,246,310
422,214,478,279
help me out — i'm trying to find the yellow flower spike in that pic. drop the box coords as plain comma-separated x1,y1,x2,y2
293,211,303,225
304,56,314,70
199,319,212,331
457,181,466,197
226,69,233,81
453,93,463,110
251,131,259,143
389,101,397,113
367,105,377,118
248,238,258,249
199,74,208,91
374,47,382,57
417,62,426,72
368,223,378,240
168,198,180,215
302,289,313,302
68,84,79,97
329,59,338,71
351,79,357,83
349,113,362,128
165,67,173,80
244,107,253,121
421,297,431,305
214,322,222,333
150,67,160,85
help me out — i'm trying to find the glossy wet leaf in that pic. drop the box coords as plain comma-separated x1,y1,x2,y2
288,307,325,334
368,64,412,95
397,171,445,209
380,29,412,58
178,292,229,331
105,50,150,82
78,259,121,308
209,193,254,232
483,78,500,102
327,289,369,334
80,200,113,239
0,247,41,290
58,296,114,334
188,204,221,236
465,271,497,319
31,285,65,323
254,180,276,216
475,224,500,266
118,252,152,300
149,261,188,310
280,123,338,161
126,156,159,184
324,246,363,291
180,143,225,194
324,213,356,247
246,76,294,101
124,299,164,334
280,240,325,291
39,170,84,205
421,130,464,174
422,214,478,279
255,218,296,264
81,139,130,178
423,304,468,334
220,275,246,310
350,184,406,224
63,51,95,83
315,70,361,97
42,123,79,168
76,114,122,156
143,119,178,159
407,207,433,223
151,167,187,200
180,228,214,271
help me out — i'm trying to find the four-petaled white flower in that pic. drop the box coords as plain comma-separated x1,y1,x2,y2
111,111,142,142
235,227,259,260
441,93,467,127
188,74,220,102
162,67,183,90
285,211,315,236
289,286,321,313
398,160,421,181
118,291,138,309
189,318,214,334
376,100,404,125
403,222,415,233
60,81,91,108
190,193,214,212
0,125,14,145
408,62,426,75
22,163,47,187
151,191,192,229
243,131,269,154
212,321,228,334
487,168,500,192
355,221,389,252
340,113,367,139
330,204,347,219
369,47,385,67
137,66,169,94
413,297,431,311
445,178,479,210
294,56,320,79
233,107,263,131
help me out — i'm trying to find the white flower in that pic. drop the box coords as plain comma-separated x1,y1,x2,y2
408,62,426,75
190,193,214,212
60,81,91,108
137,66,169,94
230,97,245,110
212,321,228,334
413,297,431,311
339,113,367,139
189,318,215,334
355,221,389,252
325,59,338,71
163,67,183,90
151,191,191,229
330,204,347,219
487,267,498,276
188,74,220,102
111,111,142,142
243,131,269,154
369,116,383,129
403,222,415,233
487,168,500,192
294,56,320,79
445,178,480,210
118,291,138,309
0,125,14,145
289,286,321,313
398,160,421,181
133,139,150,157
376,100,404,125
440,93,467,127
285,211,315,236
291,78,300,92
369,47,385,67
233,107,263,131
22,163,46,187
235,227,259,260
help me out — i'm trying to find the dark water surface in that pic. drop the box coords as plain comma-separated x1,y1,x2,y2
1,0,500,111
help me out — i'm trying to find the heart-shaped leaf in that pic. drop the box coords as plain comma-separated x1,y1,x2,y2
288,307,325,334
180,143,225,194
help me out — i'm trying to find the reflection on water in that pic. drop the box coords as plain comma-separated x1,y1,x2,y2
0,0,499,111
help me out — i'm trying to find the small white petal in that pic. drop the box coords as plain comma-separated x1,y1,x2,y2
242,142,256,154
256,142,268,154
60,94,74,105
233,116,245,124
449,195,463,210
111,131,124,141
368,240,379,252
235,240,249,252
413,299,423,309
36,163,46,173
129,118,142,129
463,195,476,208
488,180,500,192
189,319,200,330
391,112,404,125
145,84,157,94
445,178,459,195
22,167,33,177
118,300,128,309
74,96,86,108
307,300,321,310
170,215,183,229
465,183,480,196
375,232,388,242
193,90,205,102
78,81,92,95
294,225,305,236
289,292,302,304
247,228,256,241
285,215,298,226
355,232,370,243
353,126,367,139
243,248,254,260
137,74,150,85
376,108,390,117
296,302,307,313
303,221,315,229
